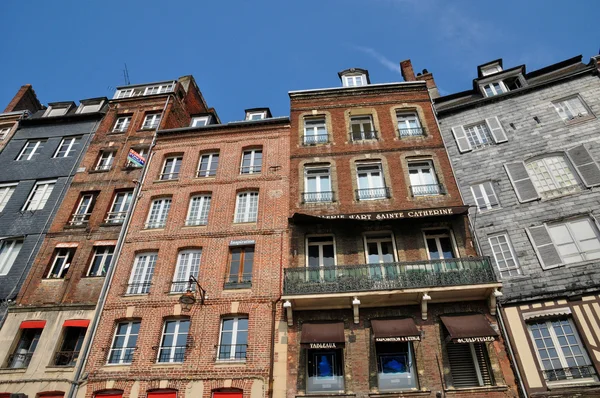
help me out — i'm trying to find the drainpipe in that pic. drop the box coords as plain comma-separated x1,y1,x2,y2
67,95,173,398
496,302,528,398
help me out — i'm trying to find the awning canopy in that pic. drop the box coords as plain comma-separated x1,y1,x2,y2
371,318,421,342
441,314,498,343
20,320,46,329
301,322,345,348
291,206,469,224
64,319,90,328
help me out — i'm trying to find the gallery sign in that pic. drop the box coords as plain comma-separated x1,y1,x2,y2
315,206,468,221
455,336,496,343
229,239,256,247
309,343,338,349
375,336,421,342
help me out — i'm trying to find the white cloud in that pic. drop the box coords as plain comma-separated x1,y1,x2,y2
352,46,402,75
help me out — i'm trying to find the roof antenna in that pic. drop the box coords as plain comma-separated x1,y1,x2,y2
123,63,131,85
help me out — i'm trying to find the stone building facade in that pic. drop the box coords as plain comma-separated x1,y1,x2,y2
279,62,518,397
435,55,600,397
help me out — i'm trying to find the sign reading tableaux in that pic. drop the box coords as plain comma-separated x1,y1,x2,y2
309,343,337,349
319,206,465,221
230,239,256,247
127,149,146,167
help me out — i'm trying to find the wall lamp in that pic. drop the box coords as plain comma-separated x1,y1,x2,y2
178,276,206,311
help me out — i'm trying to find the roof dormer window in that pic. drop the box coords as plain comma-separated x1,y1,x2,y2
481,64,503,76
339,68,370,87
76,99,105,114
43,102,74,118
244,108,271,121
191,116,210,127
482,82,507,97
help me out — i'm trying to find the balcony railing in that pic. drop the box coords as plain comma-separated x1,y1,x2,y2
106,347,136,364
543,365,596,382
95,164,112,171
303,134,329,145
145,221,166,229
350,130,378,141
157,345,187,363
159,172,179,180
398,127,425,138
5,352,33,369
185,218,208,226
126,282,152,295
170,280,197,293
356,187,391,200
105,211,126,224
197,168,217,177
410,184,445,196
54,350,79,366
303,191,334,203
283,257,497,295
224,273,253,289
216,344,247,361
69,213,91,226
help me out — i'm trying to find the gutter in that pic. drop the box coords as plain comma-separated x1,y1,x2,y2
496,302,528,398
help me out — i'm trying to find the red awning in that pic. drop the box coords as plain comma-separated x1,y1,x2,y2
20,320,46,329
64,319,90,328
441,314,498,343
148,392,176,398
372,318,421,342
213,393,242,398
301,322,345,348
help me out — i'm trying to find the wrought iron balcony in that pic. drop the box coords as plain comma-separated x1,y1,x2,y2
543,365,596,382
69,213,91,226
303,134,329,145
410,184,445,196
283,257,497,295
398,127,425,138
144,221,166,229
159,172,179,181
126,282,152,295
95,164,112,171
185,218,208,226
303,191,335,203
356,187,391,200
170,280,197,293
105,211,126,224
350,130,378,141
197,168,217,177
216,344,248,361
157,345,187,363
106,347,136,364
5,352,33,369
54,350,79,366
224,273,253,289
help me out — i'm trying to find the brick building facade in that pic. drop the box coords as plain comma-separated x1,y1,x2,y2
0,85,43,153
435,55,600,396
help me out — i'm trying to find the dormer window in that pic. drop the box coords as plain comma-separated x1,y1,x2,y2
343,75,366,87
339,68,370,87
43,103,73,117
191,116,210,127
114,82,176,99
77,99,105,114
481,64,503,76
247,112,266,121
483,82,506,97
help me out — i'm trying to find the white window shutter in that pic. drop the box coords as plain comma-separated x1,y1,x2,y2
486,117,508,143
566,144,600,187
451,126,471,153
483,182,499,207
526,225,562,269
504,162,539,203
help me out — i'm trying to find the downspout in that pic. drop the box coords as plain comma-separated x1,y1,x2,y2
268,229,285,398
496,302,528,398
68,95,173,398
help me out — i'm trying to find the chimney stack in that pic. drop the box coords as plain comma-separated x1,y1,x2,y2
400,60,440,99
400,60,416,81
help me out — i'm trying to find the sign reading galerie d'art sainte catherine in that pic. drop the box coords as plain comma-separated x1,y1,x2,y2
307,206,469,222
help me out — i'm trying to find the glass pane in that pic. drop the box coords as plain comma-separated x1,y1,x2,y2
322,244,335,266
308,245,320,268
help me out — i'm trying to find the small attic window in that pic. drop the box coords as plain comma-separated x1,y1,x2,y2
342,74,366,87
77,100,104,114
481,64,502,76
43,105,70,117
246,111,266,121
191,116,210,127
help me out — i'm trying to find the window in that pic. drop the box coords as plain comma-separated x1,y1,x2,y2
160,157,182,180
397,112,423,137
470,182,500,211
70,193,95,226
96,151,116,171
488,234,521,278
409,161,442,196
106,191,133,224
143,84,174,95
23,180,55,211
343,74,366,87
350,115,376,141
145,198,171,229
126,147,147,168
171,250,202,293
303,117,328,145
47,248,75,279
365,233,398,280
356,162,388,200
217,317,248,361
451,117,507,153
142,113,161,129
240,149,262,174
234,192,258,223
190,116,209,127
8,328,42,368
307,349,345,393
376,341,418,391
553,96,590,122
54,326,87,366
108,321,140,364
127,252,157,294
481,64,502,76
45,106,69,117
465,123,494,149
482,81,506,97
77,100,104,114
185,195,211,226
158,320,189,363
304,166,332,203
424,230,456,261
197,152,219,177
17,140,45,160
226,246,254,288
0,183,16,212
307,236,335,282
446,341,494,387
87,246,114,277
528,318,595,382
526,156,580,199
0,126,11,140
53,137,81,158
0,239,23,276
113,116,131,132
246,112,266,121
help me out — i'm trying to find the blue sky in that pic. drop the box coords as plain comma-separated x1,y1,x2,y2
2,0,599,123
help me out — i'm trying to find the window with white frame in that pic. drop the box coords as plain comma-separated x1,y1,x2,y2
53,136,81,158
47,247,75,278
127,252,157,294
396,112,423,137
350,115,376,141
553,96,590,122
171,249,202,293
240,149,262,174
356,162,387,200
470,182,500,211
0,183,17,212
343,74,366,87
303,117,328,144
70,193,95,226
548,218,600,264
107,321,140,364
144,84,174,95
106,191,133,224
0,239,23,276
145,198,171,228
87,245,114,277
526,156,580,199
96,150,116,171
142,113,161,129
464,123,494,149
185,195,211,226
481,64,502,76
528,318,595,382
0,126,11,140
113,116,131,132
217,317,248,361
304,166,332,203
234,191,259,223
125,147,148,168
45,106,69,117
160,156,182,180
158,319,189,363
16,140,45,161
190,116,210,127
23,180,55,211
482,81,506,97
306,236,335,283
408,161,441,196
197,152,219,177
77,100,104,114
488,234,521,278
246,112,266,121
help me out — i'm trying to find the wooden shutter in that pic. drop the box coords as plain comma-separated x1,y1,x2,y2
482,182,499,207
566,144,600,187
527,225,562,269
446,342,480,387
504,162,539,203
486,117,508,143
472,343,494,386
451,126,471,153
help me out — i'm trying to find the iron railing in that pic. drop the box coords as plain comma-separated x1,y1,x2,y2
5,352,33,369
283,257,497,295
126,282,152,295
302,191,335,203
170,280,197,293
224,274,253,289
303,134,329,145
106,347,136,364
197,168,217,177
543,365,596,381
105,211,127,224
356,187,391,200
95,164,112,171
144,221,166,229
240,165,262,174
157,345,187,363
410,184,445,196
54,350,79,366
216,344,248,361
69,213,91,226
185,218,208,226
399,127,425,138
159,172,179,180
350,130,378,141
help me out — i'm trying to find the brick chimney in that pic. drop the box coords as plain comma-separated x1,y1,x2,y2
4,84,43,113
400,60,440,99
400,60,416,81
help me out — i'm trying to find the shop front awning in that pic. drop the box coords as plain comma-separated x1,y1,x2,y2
440,314,498,343
301,322,345,348
372,318,421,342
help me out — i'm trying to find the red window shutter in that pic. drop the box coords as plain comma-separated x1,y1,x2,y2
95,394,122,398
0,393,11,398
213,393,242,398
148,392,176,398
20,320,46,329
64,319,90,328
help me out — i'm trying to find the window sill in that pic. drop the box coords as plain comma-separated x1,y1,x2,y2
101,364,132,371
369,390,430,397
222,288,252,294
350,139,379,144
444,385,508,394
45,365,76,371
183,224,208,228
64,224,87,230
296,393,354,397
89,169,111,174
214,361,247,366
152,362,184,367
547,379,600,389
142,227,165,231
153,179,179,183
239,173,262,177
100,222,124,227
42,278,66,282
137,128,157,132
232,222,257,226
122,166,143,171
224,282,252,290
122,293,150,299
564,114,596,126
0,368,27,374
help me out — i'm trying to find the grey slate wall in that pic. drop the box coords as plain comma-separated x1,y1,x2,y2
437,72,600,302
